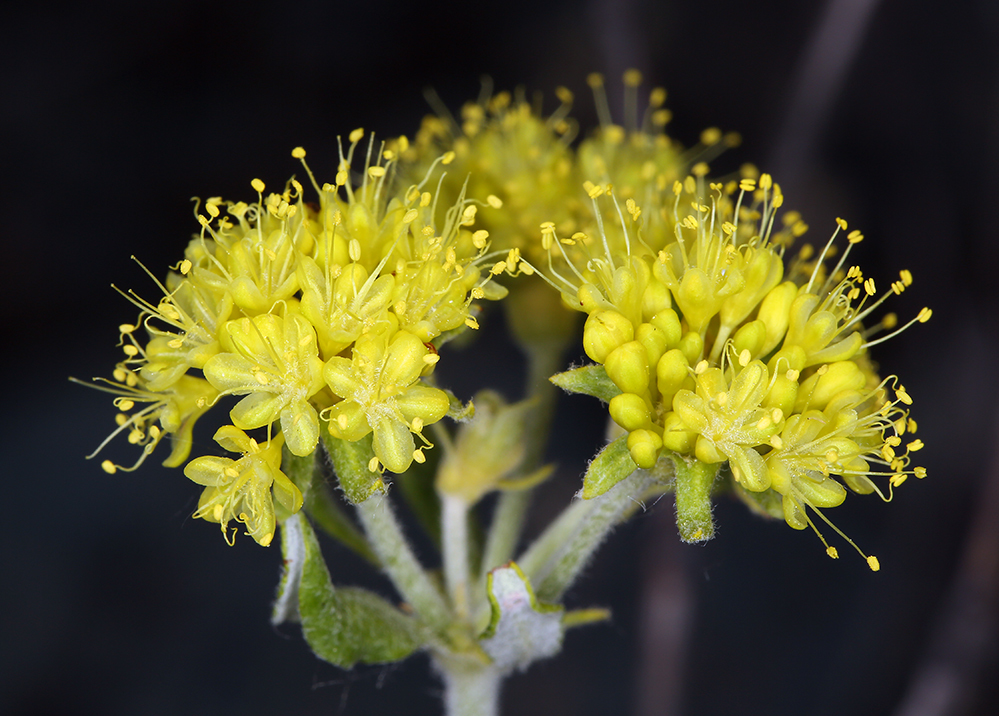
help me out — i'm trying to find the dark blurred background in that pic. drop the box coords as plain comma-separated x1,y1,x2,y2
3,0,997,714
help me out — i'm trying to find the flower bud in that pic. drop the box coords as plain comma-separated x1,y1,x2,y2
732,320,767,359
656,348,690,407
627,428,663,469
604,341,651,395
636,322,669,369
757,281,799,355
678,331,704,365
795,361,866,412
650,308,682,347
583,310,634,363
609,392,653,431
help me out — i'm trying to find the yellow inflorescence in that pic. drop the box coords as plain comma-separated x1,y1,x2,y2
83,71,927,563
527,169,928,568
83,134,508,543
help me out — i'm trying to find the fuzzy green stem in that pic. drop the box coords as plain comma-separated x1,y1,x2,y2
520,467,663,603
672,457,720,543
354,493,453,634
435,658,502,716
441,491,472,622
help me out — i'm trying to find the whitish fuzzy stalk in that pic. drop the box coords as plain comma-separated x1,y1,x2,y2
355,494,452,634
519,468,662,602
441,492,472,622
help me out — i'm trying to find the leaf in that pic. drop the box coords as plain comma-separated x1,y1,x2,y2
322,432,385,504
550,364,622,403
579,434,637,500
479,563,564,673
282,512,424,667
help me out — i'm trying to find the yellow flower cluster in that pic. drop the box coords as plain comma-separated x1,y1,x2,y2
397,71,735,269
533,172,929,568
83,132,508,543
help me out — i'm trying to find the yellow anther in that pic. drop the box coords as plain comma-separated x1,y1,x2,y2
349,239,362,262
864,278,876,296
465,316,480,330
721,221,736,235
486,194,503,208
442,151,456,165
586,182,604,199
113,368,127,382
122,344,139,357
907,439,925,452
649,86,667,107
101,460,117,474
291,146,306,159
413,449,426,464
917,307,932,323
896,386,913,405
367,165,386,178
867,556,880,572
586,72,604,88
769,435,784,449
885,436,902,447
847,230,864,244
403,209,418,223
836,217,848,230
335,170,348,186
826,546,839,559
739,349,751,367
420,192,432,207
759,174,773,190
739,178,756,192
472,229,489,249
424,353,440,366
692,162,709,177
672,180,683,196
251,178,265,193
701,127,722,145
908,418,918,433
914,466,927,478
349,128,364,143
623,68,642,86
167,338,183,349
900,269,913,286
890,474,907,487
555,85,573,103
694,360,709,375
491,262,507,275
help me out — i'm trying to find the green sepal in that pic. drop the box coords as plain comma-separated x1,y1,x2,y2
282,444,315,505
479,562,564,673
278,512,424,667
550,364,622,404
444,389,476,422
579,434,637,500
283,444,378,565
322,432,385,504
671,455,720,543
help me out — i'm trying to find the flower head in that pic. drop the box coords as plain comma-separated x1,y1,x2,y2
538,170,928,566
184,427,302,546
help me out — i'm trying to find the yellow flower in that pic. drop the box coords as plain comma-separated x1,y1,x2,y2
75,368,217,472
537,169,928,566
203,311,326,457
185,427,302,546
324,325,450,473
